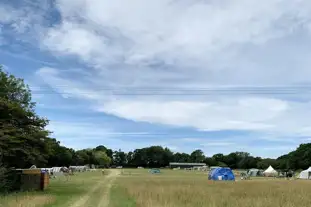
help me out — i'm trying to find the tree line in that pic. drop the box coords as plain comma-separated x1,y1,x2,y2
1,66,311,171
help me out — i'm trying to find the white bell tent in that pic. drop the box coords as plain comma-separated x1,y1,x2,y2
263,165,277,176
298,167,311,179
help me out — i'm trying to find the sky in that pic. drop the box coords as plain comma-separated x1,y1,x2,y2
1,0,311,158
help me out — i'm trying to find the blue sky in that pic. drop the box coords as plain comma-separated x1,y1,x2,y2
2,0,311,158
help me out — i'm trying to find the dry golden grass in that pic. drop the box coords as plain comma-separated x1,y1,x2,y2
111,169,311,207
0,194,54,207
3,169,311,207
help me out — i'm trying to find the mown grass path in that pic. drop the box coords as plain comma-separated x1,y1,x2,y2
68,169,120,207
0,170,120,207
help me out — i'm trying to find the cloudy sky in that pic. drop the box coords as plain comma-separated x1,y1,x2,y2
1,0,311,158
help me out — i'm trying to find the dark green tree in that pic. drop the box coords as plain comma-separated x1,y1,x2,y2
0,67,51,168
190,149,205,163
173,153,191,163
113,149,127,166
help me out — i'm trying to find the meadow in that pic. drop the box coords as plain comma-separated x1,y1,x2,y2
110,169,311,207
1,169,311,207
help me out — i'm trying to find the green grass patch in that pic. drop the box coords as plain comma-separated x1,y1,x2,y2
109,184,136,207
44,172,103,207
0,171,104,207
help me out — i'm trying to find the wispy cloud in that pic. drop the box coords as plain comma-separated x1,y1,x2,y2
200,142,235,147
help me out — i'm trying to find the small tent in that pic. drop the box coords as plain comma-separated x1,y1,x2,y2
247,169,263,177
208,167,235,181
149,169,161,174
298,167,311,179
263,166,277,177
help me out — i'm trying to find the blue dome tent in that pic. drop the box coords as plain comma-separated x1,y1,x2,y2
149,168,161,174
208,167,235,181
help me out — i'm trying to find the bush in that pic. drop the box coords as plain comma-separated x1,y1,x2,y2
0,164,22,194
0,164,10,193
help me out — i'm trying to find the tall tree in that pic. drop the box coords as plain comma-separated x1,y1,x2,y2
0,67,51,168
190,149,205,163
173,153,191,162
212,153,225,163
94,150,111,167
113,149,126,166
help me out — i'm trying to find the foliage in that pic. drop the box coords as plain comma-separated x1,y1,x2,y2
0,164,9,193
190,149,205,163
276,143,311,170
0,164,22,194
0,67,50,168
94,150,111,166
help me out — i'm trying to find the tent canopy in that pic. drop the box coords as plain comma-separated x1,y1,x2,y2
264,166,277,173
247,168,263,177
298,167,311,179
263,166,277,176
150,169,161,174
208,167,235,181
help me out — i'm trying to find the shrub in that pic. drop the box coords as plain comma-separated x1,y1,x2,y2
0,164,10,193
0,164,22,194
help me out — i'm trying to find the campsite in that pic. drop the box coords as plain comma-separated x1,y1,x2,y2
2,167,311,207
2,66,311,206
3,0,311,205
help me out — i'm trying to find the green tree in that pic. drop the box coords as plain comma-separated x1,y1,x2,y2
212,153,225,163
163,147,174,166
277,143,311,170
190,149,205,163
203,157,217,166
94,150,111,167
126,151,134,167
113,149,126,166
173,153,191,163
0,67,51,168
73,150,89,165
256,158,277,169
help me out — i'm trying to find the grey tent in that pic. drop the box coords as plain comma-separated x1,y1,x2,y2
247,169,263,177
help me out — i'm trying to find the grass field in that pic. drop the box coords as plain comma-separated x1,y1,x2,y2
110,169,311,207
0,170,116,207
1,169,311,207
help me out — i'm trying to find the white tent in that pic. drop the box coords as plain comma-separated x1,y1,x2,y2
51,167,64,176
247,168,263,177
298,167,311,179
263,165,277,176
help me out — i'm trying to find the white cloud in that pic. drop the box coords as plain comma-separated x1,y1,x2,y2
43,22,112,65
262,146,296,151
0,5,20,24
180,138,203,142
200,142,234,147
47,121,114,138
97,98,286,131
41,0,311,69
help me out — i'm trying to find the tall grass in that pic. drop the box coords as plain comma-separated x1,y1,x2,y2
111,169,311,207
0,193,54,207
109,185,136,207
